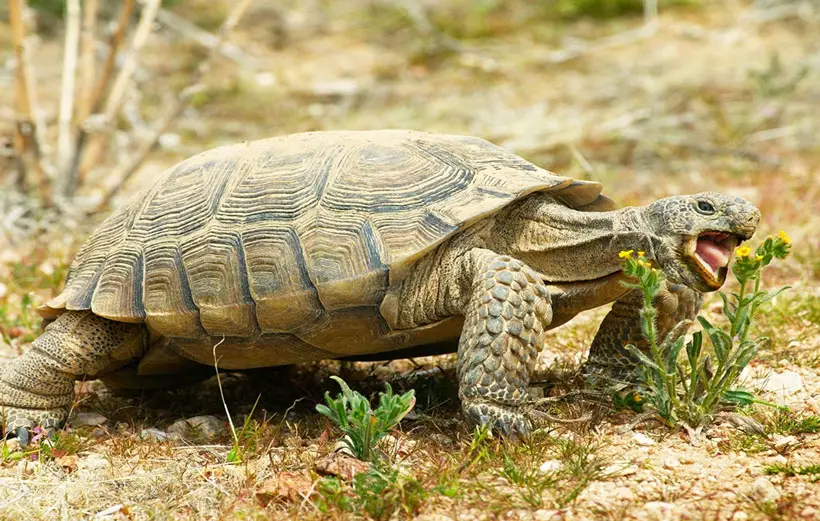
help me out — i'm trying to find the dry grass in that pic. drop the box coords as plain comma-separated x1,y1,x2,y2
1,0,819,519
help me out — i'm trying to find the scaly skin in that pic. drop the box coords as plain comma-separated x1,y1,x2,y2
456,250,552,438
0,311,145,442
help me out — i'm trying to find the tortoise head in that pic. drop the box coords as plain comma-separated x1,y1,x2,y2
644,192,760,292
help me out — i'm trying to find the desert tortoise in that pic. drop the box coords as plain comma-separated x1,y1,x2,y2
0,130,760,439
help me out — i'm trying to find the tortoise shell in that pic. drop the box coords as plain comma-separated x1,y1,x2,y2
42,130,615,368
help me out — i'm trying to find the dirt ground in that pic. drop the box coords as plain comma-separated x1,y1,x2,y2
0,1,818,519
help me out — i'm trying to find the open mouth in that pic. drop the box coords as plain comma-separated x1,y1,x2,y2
688,232,741,287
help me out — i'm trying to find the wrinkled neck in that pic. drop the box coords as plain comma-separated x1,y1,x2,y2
492,196,656,283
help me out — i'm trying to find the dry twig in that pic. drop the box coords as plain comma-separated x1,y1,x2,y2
8,0,52,203
58,0,82,174
77,0,99,123
76,0,162,182
94,0,256,212
62,0,136,197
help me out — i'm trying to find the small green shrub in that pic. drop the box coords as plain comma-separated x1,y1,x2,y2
316,376,415,462
316,466,427,520
620,231,792,427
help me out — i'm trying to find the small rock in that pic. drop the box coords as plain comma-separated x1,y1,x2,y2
70,412,108,427
413,515,455,521
315,452,371,481
533,510,561,521
603,462,639,477
801,506,818,520
78,453,109,472
663,457,680,469
644,501,680,521
539,459,563,474
167,415,226,441
633,432,656,446
140,428,170,442
3,439,20,452
732,512,749,521
761,371,803,395
380,434,417,457
256,471,315,505
429,433,455,446
615,486,635,501
773,435,798,451
748,477,781,503
89,427,107,438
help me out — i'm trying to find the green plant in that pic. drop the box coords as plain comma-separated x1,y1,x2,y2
316,376,415,462
620,231,792,427
316,465,427,519
764,462,820,482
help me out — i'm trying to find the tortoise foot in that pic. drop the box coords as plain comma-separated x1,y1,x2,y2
463,399,531,439
1,406,66,446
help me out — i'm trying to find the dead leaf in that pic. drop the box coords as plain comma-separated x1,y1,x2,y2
55,454,78,473
315,452,371,481
256,471,315,505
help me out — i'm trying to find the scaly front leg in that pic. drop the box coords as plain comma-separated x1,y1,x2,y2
457,249,552,437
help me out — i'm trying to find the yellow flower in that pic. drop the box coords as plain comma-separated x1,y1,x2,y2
756,255,764,261
637,259,652,268
618,250,634,259
637,251,646,257
777,230,791,244
735,245,751,257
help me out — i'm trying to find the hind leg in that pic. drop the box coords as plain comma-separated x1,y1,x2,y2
0,311,145,441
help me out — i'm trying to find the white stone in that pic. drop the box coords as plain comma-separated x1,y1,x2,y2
70,412,108,427
732,512,749,521
761,371,803,395
748,477,781,503
644,501,680,521
167,415,226,441
412,515,454,521
538,459,563,474
663,457,680,469
603,462,639,477
140,428,170,442
615,486,635,501
633,432,656,446
78,453,109,471
772,435,798,450
533,510,562,521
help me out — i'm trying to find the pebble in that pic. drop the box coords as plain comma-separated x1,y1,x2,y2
760,370,803,394
412,515,455,521
538,459,563,474
772,435,798,451
615,486,635,501
78,454,109,472
633,432,656,446
748,477,781,503
70,412,109,427
644,501,680,521
663,457,680,469
167,415,226,441
732,512,749,521
140,428,170,442
802,506,818,519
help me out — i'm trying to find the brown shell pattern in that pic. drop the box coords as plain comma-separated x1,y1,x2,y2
44,130,613,347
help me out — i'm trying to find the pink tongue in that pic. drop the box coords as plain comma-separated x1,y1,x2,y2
696,239,730,271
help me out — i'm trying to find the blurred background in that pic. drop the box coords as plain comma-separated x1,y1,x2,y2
0,0,817,354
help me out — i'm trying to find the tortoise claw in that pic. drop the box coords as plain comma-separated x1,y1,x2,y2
13,427,30,447
463,401,531,441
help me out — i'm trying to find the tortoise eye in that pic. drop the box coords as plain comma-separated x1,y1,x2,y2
695,200,715,215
